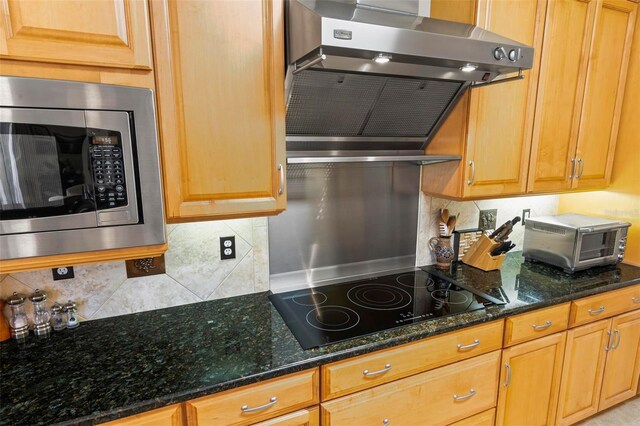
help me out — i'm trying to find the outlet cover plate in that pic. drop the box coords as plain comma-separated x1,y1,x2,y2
479,209,497,231
52,266,74,280
220,236,236,260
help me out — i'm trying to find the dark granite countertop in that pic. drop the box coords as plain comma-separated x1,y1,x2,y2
1,253,640,426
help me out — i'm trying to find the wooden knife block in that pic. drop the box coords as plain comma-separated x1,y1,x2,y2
461,234,505,271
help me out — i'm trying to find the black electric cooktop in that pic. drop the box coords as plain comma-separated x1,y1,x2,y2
269,269,508,350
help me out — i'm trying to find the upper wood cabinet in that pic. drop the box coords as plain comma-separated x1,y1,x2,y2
528,0,637,193
0,0,152,70
150,0,287,222
422,0,547,199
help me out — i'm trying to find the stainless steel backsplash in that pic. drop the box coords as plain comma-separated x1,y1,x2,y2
269,162,420,292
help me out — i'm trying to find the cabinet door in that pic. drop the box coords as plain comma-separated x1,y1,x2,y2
573,0,637,190
463,0,546,198
0,0,152,69
555,319,611,426
599,309,640,410
496,332,566,426
528,0,597,193
251,407,319,426
150,0,286,222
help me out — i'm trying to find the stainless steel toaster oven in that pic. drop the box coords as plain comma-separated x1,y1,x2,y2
523,214,630,273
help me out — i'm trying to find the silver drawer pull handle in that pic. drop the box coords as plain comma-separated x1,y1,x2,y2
588,306,605,315
363,363,392,377
241,396,277,413
632,297,640,303
383,419,390,426
606,330,614,351
467,161,475,185
457,339,480,351
453,389,477,401
278,164,285,195
532,321,553,330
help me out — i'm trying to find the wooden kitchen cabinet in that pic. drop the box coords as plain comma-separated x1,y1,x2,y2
0,0,152,70
557,309,640,425
251,407,319,426
321,351,501,426
422,0,547,199
101,404,183,426
150,0,287,222
598,309,640,410
185,368,318,426
528,0,637,193
495,332,566,426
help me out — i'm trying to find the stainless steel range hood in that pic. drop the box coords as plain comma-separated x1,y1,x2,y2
285,0,534,163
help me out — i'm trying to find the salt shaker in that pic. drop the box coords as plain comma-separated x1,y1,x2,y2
64,301,79,329
29,289,51,337
50,303,66,331
6,292,29,340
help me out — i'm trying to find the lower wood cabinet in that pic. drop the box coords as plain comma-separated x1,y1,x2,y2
101,404,183,426
185,369,319,426
448,408,496,426
496,332,566,426
556,309,640,425
321,350,501,426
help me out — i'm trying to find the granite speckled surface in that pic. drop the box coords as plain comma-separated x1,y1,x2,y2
1,253,639,426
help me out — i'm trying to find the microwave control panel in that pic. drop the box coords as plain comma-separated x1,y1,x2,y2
90,134,128,210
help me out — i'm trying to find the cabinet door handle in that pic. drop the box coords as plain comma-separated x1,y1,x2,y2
241,396,277,413
612,329,621,350
588,306,605,315
457,339,480,351
532,321,553,331
363,363,392,377
606,330,614,351
453,389,477,401
467,161,475,185
383,419,390,426
632,297,640,303
577,158,585,178
504,363,512,388
569,158,577,179
278,164,285,195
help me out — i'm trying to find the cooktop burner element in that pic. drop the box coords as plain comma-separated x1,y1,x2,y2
347,284,412,310
305,306,360,331
269,270,506,349
292,291,327,307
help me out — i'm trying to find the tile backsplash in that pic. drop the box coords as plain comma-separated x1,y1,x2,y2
0,218,269,321
416,194,559,266
1,193,559,321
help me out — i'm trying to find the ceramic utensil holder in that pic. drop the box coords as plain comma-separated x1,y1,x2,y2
461,234,505,271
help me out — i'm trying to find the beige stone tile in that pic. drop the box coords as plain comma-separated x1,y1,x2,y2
226,218,254,245
10,262,127,318
431,198,479,233
416,193,433,266
253,217,268,228
165,221,251,299
91,274,201,319
208,250,255,300
253,226,270,292
0,274,7,283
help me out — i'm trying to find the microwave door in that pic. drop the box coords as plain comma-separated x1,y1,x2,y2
0,108,99,235
575,229,619,268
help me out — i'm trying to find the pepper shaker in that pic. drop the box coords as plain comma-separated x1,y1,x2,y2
64,301,79,329
50,303,66,331
29,289,51,337
6,293,29,340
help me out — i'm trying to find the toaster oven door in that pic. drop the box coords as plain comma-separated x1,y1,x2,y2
574,227,622,268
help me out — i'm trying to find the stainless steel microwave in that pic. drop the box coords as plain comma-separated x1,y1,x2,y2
523,214,630,273
0,77,165,260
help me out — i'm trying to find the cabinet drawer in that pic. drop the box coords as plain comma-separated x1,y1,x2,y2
504,303,570,346
321,321,503,400
251,407,319,426
570,284,640,327
448,408,495,426
321,350,501,426
185,369,319,426
101,404,183,426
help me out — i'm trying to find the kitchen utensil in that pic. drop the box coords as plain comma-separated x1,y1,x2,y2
429,236,455,269
494,217,521,241
64,301,79,329
6,292,29,340
50,303,66,331
446,215,457,235
441,209,450,225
